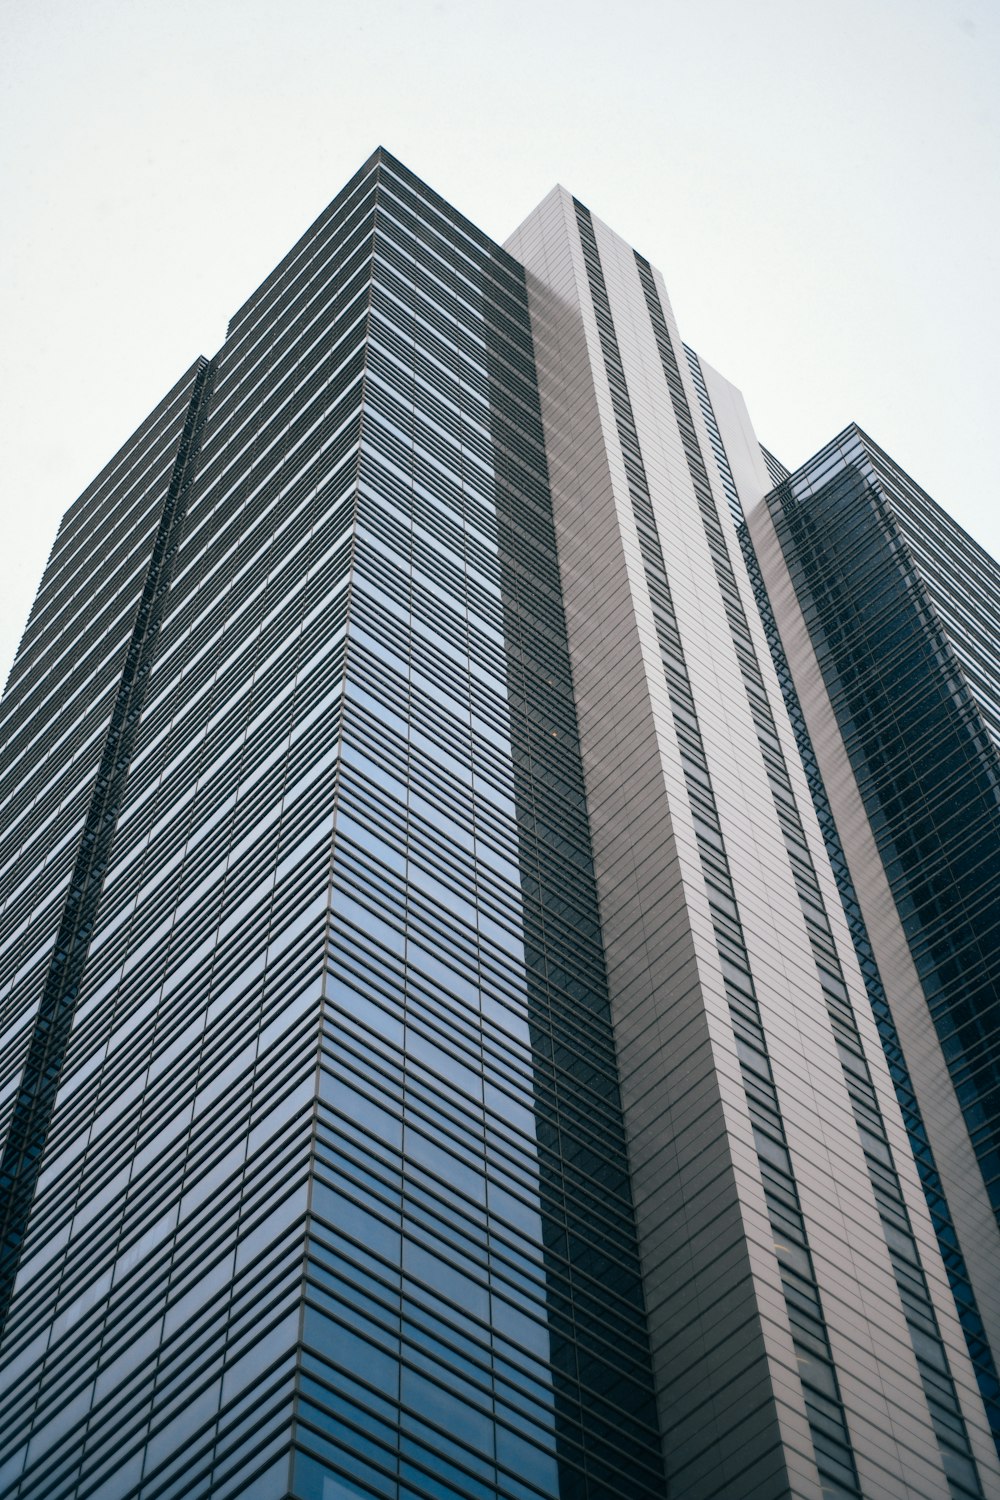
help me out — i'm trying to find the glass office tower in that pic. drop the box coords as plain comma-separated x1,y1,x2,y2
1,152,998,1499
0,150,664,1500
732,424,1000,1459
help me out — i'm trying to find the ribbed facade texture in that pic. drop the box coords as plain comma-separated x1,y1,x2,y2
739,426,1000,1456
0,151,997,1500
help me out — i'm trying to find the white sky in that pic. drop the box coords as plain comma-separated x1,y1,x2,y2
2,0,997,690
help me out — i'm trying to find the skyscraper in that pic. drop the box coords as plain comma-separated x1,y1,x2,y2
0,149,996,1500
728,422,1000,1453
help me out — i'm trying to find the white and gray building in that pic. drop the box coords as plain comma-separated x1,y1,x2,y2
508,187,999,1498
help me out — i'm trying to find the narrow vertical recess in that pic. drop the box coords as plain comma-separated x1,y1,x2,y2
0,357,216,1334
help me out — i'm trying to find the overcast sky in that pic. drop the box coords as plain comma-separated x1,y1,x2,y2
2,0,997,689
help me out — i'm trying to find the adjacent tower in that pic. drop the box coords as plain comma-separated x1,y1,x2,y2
1,151,998,1499
734,423,1000,1451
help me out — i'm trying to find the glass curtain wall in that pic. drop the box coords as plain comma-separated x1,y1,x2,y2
0,152,666,1500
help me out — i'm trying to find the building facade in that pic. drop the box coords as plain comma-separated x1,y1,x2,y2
731,423,1000,1452
0,150,997,1499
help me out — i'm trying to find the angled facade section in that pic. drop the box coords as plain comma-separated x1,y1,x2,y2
739,424,1000,1460
508,195,997,1497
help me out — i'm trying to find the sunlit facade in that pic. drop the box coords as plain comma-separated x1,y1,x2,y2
0,151,998,1500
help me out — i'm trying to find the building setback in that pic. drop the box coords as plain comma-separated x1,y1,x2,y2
0,149,997,1499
